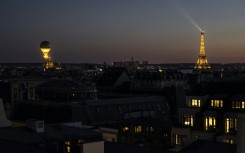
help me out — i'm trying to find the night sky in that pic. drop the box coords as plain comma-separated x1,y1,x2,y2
1,0,245,64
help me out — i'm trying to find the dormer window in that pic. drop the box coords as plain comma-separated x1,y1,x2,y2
210,100,223,108
225,118,237,133
190,99,201,107
134,125,142,133
182,115,194,127
232,101,245,109
204,116,216,131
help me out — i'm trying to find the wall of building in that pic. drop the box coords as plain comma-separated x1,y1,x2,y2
82,141,104,153
237,114,245,153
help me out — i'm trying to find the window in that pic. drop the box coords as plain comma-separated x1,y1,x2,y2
223,139,234,144
148,104,153,109
64,141,71,153
67,146,70,153
13,88,18,99
210,100,223,108
138,104,142,110
119,106,123,114
157,103,162,111
37,122,44,128
190,99,201,107
96,107,102,116
122,126,129,132
204,116,216,131
121,136,127,143
232,101,245,109
145,140,153,148
64,141,70,145
30,86,34,99
129,105,132,111
183,115,194,127
175,134,180,145
146,126,154,133
173,134,186,146
159,142,165,149
134,126,142,133
107,107,112,112
96,107,100,113
225,118,237,133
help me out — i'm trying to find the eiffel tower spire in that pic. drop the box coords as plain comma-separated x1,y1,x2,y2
194,30,211,70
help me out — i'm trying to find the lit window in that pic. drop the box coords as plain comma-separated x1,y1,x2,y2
223,139,234,144
223,139,229,144
67,146,70,153
183,115,194,127
235,118,237,131
190,99,201,107
64,141,71,153
211,100,223,108
146,126,154,133
225,118,237,133
173,134,186,146
204,116,216,131
175,134,179,145
150,127,154,133
122,126,129,132
64,141,71,145
134,126,142,133
232,101,245,109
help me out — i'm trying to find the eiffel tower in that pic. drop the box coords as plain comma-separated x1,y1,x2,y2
194,30,211,70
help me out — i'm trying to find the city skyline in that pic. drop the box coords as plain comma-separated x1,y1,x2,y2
1,0,245,64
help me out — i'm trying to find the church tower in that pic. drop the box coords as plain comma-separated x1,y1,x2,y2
194,30,211,70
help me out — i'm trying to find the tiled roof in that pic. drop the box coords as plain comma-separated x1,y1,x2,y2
38,124,102,142
230,95,245,100
11,102,89,124
11,96,169,125
105,142,171,153
85,96,167,106
97,67,128,87
209,94,229,99
37,79,94,92
0,127,45,144
0,139,46,153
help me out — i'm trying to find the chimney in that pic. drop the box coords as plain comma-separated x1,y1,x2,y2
26,119,44,133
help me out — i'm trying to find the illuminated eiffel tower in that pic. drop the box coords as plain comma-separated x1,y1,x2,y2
194,30,211,70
